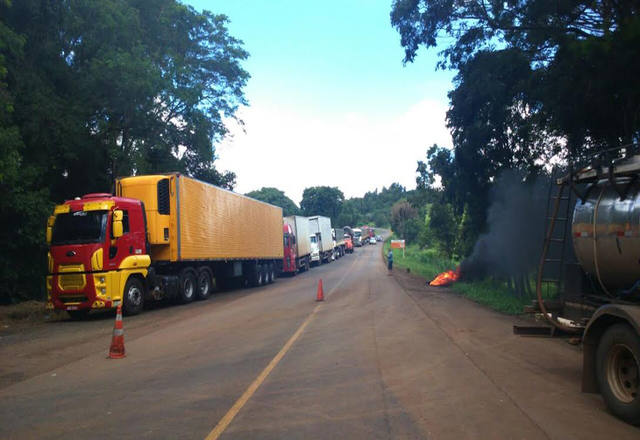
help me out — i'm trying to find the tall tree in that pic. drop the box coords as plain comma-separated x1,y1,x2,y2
300,186,344,225
391,0,640,152
245,187,300,216
0,0,249,303
390,200,417,240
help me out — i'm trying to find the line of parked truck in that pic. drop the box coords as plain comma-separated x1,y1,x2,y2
45,173,373,318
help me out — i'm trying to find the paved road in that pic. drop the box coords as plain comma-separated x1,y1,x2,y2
1,243,639,439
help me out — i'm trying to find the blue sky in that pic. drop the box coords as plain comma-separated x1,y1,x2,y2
187,0,454,203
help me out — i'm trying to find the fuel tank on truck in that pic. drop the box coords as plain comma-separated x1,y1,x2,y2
573,177,640,293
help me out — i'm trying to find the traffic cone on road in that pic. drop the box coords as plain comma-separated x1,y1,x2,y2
108,304,126,359
316,279,324,302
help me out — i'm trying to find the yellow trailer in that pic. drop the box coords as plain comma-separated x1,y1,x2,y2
117,174,283,262
112,173,283,304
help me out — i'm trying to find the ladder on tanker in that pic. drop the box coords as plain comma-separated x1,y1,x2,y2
515,176,576,336
538,177,574,298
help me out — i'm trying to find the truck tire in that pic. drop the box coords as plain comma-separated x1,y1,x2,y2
262,264,269,284
196,267,213,300
269,263,276,283
596,323,640,425
123,277,145,315
262,264,270,284
178,268,197,303
251,264,263,287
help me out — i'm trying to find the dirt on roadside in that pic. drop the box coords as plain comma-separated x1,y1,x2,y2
0,301,67,332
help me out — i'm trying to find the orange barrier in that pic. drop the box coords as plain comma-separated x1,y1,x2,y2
316,279,324,302
108,304,126,359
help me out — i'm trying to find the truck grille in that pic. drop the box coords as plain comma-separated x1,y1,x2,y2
58,265,86,291
59,295,88,304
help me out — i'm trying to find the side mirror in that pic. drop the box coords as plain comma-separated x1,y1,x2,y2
46,216,55,244
112,210,124,238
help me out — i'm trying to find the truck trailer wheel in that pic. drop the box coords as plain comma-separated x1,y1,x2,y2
596,323,640,425
123,277,144,315
268,263,276,283
178,268,197,303
250,264,263,287
196,267,213,300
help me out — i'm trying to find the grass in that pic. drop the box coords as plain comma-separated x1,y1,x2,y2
0,300,67,328
384,238,545,315
383,241,459,281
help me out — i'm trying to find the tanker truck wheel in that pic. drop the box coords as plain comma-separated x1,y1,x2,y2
196,267,213,300
596,323,640,425
123,277,144,315
178,268,197,303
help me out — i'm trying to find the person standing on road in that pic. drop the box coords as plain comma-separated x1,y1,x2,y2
387,249,393,271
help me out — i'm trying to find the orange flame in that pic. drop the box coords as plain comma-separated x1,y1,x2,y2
429,267,460,287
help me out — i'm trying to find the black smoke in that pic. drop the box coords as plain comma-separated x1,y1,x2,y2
460,171,550,284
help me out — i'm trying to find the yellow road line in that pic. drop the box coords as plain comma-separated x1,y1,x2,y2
204,257,360,440
204,304,320,440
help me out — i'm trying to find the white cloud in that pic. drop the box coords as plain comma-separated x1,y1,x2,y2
216,98,452,204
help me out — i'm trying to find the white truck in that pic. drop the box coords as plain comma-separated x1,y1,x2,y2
308,215,333,264
283,215,312,272
352,228,363,247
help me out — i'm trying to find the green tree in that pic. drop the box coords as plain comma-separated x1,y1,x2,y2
0,0,249,302
427,201,457,259
300,186,344,225
245,187,300,216
390,200,417,240
335,199,358,227
391,0,640,152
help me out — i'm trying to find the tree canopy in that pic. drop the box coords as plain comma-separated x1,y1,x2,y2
300,186,345,225
391,0,640,152
0,0,248,303
245,187,300,217
392,0,640,265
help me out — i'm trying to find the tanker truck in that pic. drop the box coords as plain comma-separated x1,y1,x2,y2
45,174,284,317
520,153,640,424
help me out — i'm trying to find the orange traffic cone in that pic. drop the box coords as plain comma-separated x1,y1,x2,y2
316,279,324,302
108,304,126,359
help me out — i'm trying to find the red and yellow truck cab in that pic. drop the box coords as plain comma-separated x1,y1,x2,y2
46,193,150,318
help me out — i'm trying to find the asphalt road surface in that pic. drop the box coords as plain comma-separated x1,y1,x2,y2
1,243,639,439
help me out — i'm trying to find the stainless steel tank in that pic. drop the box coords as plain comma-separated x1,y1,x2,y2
572,177,640,293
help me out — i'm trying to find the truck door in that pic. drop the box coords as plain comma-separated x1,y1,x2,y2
107,209,133,269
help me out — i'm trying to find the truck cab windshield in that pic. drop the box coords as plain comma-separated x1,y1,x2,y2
52,210,107,245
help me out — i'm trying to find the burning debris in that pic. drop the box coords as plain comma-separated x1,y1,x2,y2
425,171,550,293
429,267,460,287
